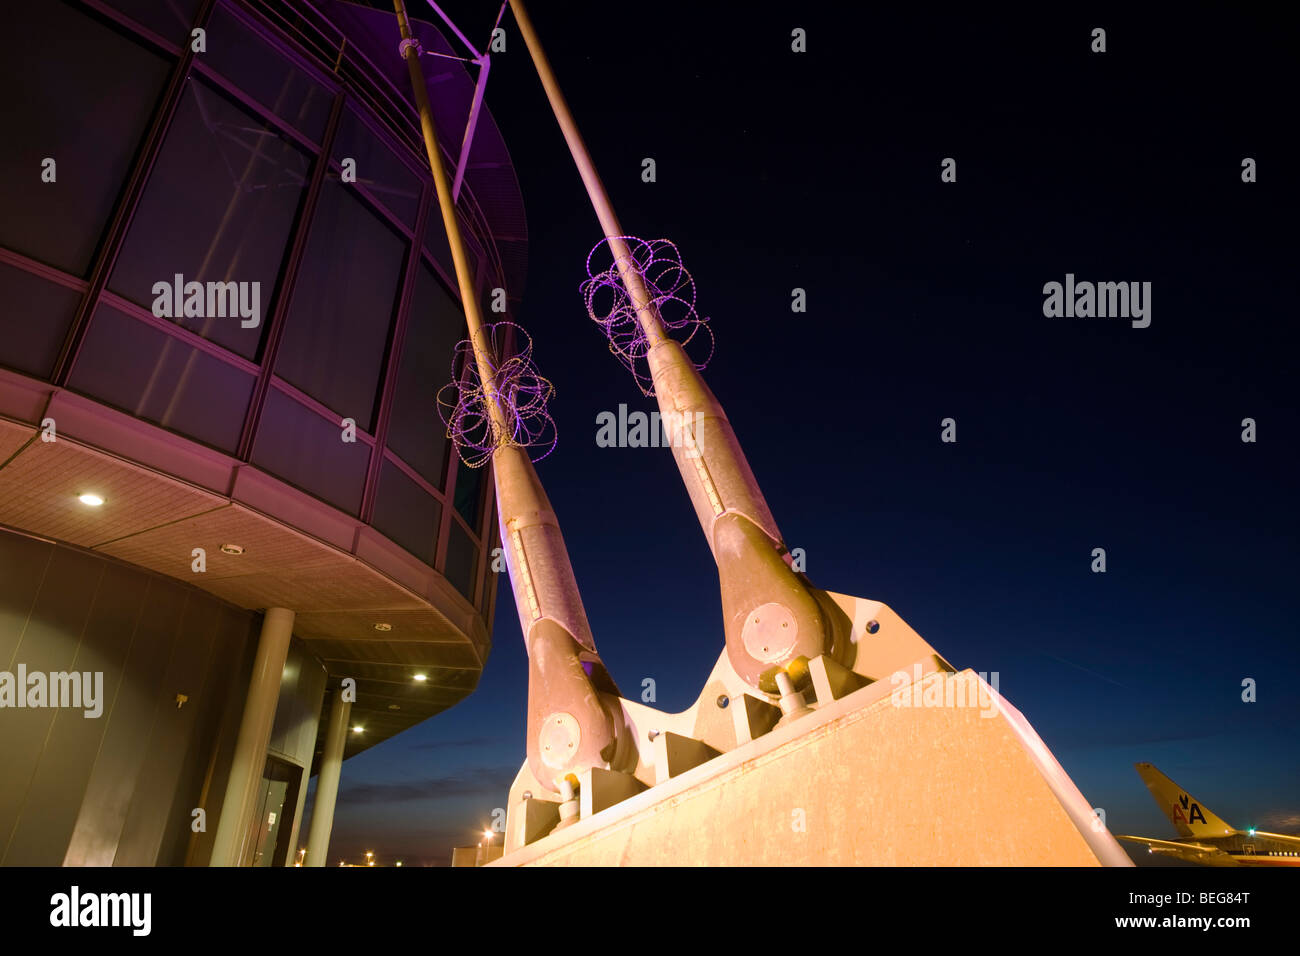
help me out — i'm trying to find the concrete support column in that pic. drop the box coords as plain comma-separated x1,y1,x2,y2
210,606,295,866
305,687,351,867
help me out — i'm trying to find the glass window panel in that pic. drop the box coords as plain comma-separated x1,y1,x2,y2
444,519,478,602
332,107,422,227
0,2,170,275
102,0,201,44
0,263,83,379
201,5,331,140
69,304,253,452
275,181,404,428
110,80,309,360
386,263,465,484
251,387,370,516
372,459,441,567
452,461,484,529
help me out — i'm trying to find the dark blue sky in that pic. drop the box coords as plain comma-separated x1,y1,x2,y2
319,2,1298,865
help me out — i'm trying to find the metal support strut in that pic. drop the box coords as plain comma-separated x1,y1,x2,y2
393,0,625,798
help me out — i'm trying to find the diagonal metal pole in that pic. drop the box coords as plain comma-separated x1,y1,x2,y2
392,0,623,801
508,0,841,705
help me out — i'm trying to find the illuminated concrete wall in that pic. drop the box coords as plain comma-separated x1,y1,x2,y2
496,671,1128,867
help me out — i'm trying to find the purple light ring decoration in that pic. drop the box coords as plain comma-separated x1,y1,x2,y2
581,236,714,397
437,321,557,467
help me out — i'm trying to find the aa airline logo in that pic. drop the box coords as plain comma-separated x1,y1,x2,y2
1172,793,1207,825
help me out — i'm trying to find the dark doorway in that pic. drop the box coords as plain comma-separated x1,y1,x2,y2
244,755,302,867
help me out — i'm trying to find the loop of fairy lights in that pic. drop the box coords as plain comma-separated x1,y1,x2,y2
581,237,714,396
438,322,558,467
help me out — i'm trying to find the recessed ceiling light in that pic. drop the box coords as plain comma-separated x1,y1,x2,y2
220,543,245,555
412,673,427,682
78,494,104,507
373,623,392,632
351,726,364,733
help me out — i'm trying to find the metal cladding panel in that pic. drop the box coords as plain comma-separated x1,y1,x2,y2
0,530,259,867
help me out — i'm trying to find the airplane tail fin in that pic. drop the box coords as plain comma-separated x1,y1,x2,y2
1135,762,1234,839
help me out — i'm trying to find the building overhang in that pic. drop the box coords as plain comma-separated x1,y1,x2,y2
0,367,490,760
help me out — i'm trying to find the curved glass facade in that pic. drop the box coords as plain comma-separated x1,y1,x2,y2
0,0,516,608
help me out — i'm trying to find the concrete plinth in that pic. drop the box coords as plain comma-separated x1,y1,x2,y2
492,670,1130,866
451,845,504,867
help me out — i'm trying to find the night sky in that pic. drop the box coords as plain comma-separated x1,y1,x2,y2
316,2,1298,865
